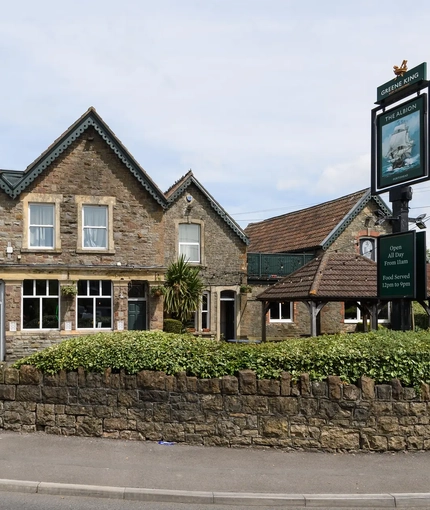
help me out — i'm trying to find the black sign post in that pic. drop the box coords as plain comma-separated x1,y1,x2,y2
372,62,429,330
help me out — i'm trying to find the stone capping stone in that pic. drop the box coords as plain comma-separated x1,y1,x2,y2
0,365,428,452
9,365,429,401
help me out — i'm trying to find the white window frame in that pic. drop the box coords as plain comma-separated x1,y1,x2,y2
22,279,60,330
200,291,210,330
82,205,108,249
29,203,55,249
179,223,201,263
186,291,210,331
75,196,116,253
77,280,112,330
22,194,62,251
359,237,376,261
344,301,391,323
269,302,293,323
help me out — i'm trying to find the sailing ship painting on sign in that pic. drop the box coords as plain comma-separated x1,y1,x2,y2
382,109,420,176
385,122,414,171
377,95,426,189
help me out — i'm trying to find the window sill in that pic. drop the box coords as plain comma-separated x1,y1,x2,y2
21,248,62,254
75,249,116,255
21,328,60,332
77,328,113,331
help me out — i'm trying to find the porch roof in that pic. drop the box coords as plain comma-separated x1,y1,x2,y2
256,252,378,302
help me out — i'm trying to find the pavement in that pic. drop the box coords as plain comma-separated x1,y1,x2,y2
0,431,430,507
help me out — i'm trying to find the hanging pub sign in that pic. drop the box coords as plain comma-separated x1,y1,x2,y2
371,61,429,195
376,94,427,191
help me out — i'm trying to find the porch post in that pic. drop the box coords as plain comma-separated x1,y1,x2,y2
261,301,269,342
310,301,318,336
303,300,318,337
371,303,378,331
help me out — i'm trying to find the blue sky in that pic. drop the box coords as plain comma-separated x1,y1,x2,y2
2,0,430,229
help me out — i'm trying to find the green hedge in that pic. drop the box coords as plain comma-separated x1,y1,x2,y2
11,329,430,389
163,318,183,333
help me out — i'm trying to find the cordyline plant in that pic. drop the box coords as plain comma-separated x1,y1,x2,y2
163,254,204,324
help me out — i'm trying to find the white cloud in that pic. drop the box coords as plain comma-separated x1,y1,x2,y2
315,155,371,195
1,0,430,227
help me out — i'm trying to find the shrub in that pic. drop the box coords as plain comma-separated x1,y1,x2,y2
163,255,204,324
163,319,183,333
11,329,430,390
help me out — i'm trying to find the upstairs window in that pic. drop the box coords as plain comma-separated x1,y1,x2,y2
29,204,55,248
76,196,115,252
23,194,62,251
179,224,201,263
360,238,376,261
269,302,293,322
83,205,108,249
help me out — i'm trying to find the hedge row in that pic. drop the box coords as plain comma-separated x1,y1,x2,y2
11,329,430,389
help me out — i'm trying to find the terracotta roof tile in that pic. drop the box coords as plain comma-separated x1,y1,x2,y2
245,189,369,253
257,252,377,301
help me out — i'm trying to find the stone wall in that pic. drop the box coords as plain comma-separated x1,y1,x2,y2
163,183,247,286
2,364,430,451
0,128,166,267
1,127,167,358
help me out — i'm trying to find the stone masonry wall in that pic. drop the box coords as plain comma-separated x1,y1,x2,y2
2,364,430,452
163,184,247,287
0,127,167,357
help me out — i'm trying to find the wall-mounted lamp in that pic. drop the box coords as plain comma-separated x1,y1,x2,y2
410,213,427,230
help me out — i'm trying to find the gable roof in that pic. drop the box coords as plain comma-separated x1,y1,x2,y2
165,170,249,245
0,108,248,244
245,189,391,253
0,107,167,206
257,252,378,301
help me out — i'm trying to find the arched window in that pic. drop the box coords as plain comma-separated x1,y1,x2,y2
359,237,376,261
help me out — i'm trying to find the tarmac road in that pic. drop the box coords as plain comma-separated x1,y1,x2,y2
0,431,430,507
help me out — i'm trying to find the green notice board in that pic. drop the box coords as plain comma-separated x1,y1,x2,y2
378,231,416,299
